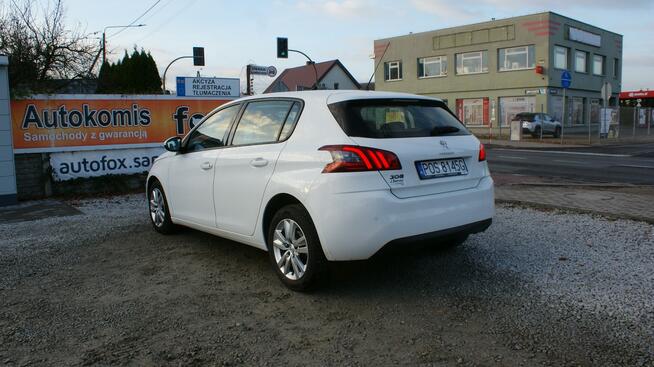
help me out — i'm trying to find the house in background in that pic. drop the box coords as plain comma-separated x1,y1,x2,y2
264,59,361,93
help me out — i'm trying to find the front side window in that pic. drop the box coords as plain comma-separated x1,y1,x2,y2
328,99,469,139
593,54,605,75
575,51,587,73
384,61,402,81
231,100,295,146
418,56,447,78
499,45,535,71
554,46,568,70
456,51,488,75
185,105,240,152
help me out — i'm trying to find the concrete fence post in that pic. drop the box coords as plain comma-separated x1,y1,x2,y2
0,55,18,206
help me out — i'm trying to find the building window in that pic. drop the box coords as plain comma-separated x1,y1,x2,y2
333,82,339,90
456,98,489,126
593,55,605,76
575,51,587,73
554,46,568,70
498,45,535,71
456,51,488,75
418,56,447,78
613,58,620,79
384,61,402,81
571,97,585,125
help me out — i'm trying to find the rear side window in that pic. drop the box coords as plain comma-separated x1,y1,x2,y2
328,99,468,138
231,100,296,146
513,113,536,122
279,102,301,140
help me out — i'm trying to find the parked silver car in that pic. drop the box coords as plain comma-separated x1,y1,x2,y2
514,112,562,138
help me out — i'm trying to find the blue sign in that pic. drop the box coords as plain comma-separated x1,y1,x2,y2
561,70,572,89
176,77,186,96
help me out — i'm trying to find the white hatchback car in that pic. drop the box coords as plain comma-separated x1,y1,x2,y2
147,91,494,290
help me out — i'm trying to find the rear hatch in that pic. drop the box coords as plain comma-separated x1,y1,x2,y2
328,97,485,199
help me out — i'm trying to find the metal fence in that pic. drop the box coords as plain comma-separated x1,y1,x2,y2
485,106,653,145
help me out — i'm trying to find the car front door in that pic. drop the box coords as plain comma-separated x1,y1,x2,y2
167,104,240,227
213,100,301,236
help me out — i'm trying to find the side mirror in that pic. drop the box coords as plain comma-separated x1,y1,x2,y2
164,136,182,152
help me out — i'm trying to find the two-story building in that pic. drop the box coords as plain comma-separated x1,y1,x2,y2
373,12,623,136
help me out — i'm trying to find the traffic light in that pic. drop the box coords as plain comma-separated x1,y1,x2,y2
277,37,288,59
193,47,205,66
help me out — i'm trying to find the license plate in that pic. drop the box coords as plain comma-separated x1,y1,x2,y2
416,158,468,179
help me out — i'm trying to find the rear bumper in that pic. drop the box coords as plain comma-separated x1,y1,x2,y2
382,217,492,246
306,175,495,261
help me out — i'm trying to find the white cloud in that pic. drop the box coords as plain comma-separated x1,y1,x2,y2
296,0,380,18
410,0,479,20
409,0,653,21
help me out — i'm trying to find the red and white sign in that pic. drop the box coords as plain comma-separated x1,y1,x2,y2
620,90,654,100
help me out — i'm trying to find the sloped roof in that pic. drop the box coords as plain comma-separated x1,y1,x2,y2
264,59,361,93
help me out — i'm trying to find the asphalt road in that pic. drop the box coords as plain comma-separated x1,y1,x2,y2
487,142,654,184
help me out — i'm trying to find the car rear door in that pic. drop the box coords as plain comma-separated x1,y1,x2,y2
327,98,485,199
213,99,301,236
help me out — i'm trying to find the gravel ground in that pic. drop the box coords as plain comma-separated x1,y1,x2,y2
0,194,652,366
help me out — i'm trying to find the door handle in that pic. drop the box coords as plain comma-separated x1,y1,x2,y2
201,161,213,170
250,157,268,167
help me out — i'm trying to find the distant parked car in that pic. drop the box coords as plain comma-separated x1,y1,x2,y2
514,112,562,138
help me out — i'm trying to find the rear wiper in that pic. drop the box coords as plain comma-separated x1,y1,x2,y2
430,126,460,136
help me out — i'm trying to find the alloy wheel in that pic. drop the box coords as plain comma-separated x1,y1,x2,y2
272,219,308,280
149,187,166,227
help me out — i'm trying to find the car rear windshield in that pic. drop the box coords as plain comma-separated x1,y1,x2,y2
328,99,469,138
513,113,536,122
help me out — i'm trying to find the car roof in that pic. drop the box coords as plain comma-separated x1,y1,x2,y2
232,90,444,105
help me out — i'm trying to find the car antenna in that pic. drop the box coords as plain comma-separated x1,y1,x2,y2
365,42,390,91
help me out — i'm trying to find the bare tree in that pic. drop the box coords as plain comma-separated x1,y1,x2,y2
0,0,101,93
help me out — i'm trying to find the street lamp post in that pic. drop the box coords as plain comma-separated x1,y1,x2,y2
102,24,146,65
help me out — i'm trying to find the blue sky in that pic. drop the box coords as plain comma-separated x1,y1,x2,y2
62,0,653,93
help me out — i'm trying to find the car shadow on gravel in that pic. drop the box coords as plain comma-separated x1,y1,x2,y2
323,243,476,292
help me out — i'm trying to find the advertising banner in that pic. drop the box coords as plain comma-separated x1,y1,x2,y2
11,95,229,153
50,147,165,181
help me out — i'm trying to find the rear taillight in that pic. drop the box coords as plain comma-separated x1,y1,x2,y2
478,143,486,162
319,145,402,173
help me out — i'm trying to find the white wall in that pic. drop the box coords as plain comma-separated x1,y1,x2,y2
0,55,17,205
320,66,359,90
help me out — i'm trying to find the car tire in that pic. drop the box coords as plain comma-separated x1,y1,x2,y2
148,180,177,234
531,126,541,139
553,126,561,138
266,204,327,291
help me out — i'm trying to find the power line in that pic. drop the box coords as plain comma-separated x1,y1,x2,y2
132,0,198,44
108,0,161,37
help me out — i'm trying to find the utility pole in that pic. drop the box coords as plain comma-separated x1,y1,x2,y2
101,24,146,65
102,32,106,66
246,64,252,95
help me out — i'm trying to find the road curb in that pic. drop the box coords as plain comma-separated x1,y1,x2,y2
500,182,654,189
496,199,654,225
